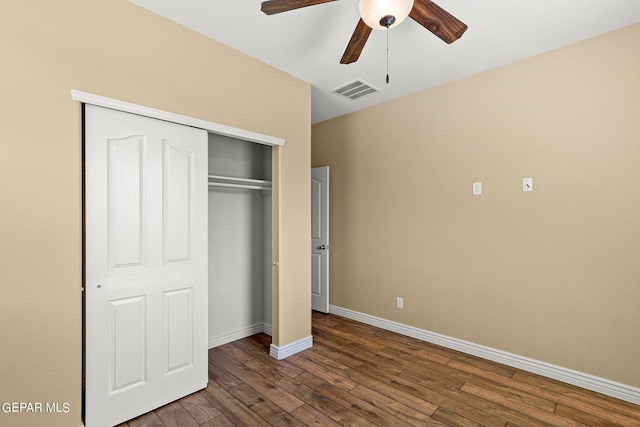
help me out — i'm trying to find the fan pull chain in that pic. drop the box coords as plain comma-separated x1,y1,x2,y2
386,26,390,84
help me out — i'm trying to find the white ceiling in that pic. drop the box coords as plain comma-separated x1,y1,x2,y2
130,0,640,123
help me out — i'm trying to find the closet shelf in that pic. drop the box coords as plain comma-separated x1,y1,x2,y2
208,175,272,191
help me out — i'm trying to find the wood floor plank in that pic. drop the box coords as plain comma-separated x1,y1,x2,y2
431,407,485,427
448,352,518,378
401,371,544,427
290,404,345,427
217,341,256,364
305,339,345,361
178,391,223,424
379,345,468,388
555,403,631,427
513,370,640,420
212,348,305,413
460,382,586,427
295,342,445,426
199,414,238,427
201,380,271,427
233,334,272,355
319,314,454,366
335,353,508,427
325,353,441,416
295,371,415,427
208,351,243,389
228,382,306,427
462,378,556,412
288,351,359,391
357,336,569,427
367,325,461,361
243,358,305,393
122,410,167,427
310,311,339,327
231,335,269,355
239,353,384,427
312,332,406,375
119,313,640,426
312,319,388,351
348,384,440,426
450,359,640,426
374,333,452,365
246,332,273,349
235,343,366,424
229,338,306,382
289,354,357,390
154,401,199,427
285,378,372,426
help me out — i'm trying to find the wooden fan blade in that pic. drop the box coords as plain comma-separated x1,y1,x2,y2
340,19,373,64
409,0,468,44
261,0,336,15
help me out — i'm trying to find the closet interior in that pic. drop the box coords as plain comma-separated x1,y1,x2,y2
207,133,273,348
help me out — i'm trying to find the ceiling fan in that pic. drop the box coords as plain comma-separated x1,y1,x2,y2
260,0,468,64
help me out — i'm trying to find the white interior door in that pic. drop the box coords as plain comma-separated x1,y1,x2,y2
85,105,208,427
311,166,329,313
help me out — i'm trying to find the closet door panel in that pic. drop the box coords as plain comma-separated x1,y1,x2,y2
163,140,194,264
108,136,146,269
108,296,147,393
163,288,194,373
85,105,208,427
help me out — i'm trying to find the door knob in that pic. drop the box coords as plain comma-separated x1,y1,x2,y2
318,245,327,250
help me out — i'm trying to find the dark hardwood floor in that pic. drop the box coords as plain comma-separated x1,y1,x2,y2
120,312,640,426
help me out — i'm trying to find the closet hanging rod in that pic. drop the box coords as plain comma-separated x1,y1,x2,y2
208,181,271,191
207,175,271,185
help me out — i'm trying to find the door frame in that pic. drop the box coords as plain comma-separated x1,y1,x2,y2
311,166,329,313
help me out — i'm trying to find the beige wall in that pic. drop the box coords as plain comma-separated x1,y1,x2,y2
0,1,310,426
312,23,640,388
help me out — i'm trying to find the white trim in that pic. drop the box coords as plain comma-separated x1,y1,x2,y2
262,323,273,337
208,323,272,349
269,335,313,360
329,305,640,405
71,90,285,146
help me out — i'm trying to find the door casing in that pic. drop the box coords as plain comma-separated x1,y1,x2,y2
311,166,329,313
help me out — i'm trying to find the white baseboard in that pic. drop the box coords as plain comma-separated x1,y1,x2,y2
270,335,313,360
262,322,273,337
208,322,272,349
329,305,640,405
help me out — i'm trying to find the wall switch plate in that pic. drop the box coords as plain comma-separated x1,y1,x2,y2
523,178,533,192
472,182,482,196
396,297,404,309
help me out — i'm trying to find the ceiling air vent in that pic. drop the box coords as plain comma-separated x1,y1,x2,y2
332,79,379,100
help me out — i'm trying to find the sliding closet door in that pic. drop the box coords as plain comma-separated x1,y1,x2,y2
84,105,208,427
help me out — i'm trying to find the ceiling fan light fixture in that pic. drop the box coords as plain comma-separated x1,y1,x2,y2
359,0,413,30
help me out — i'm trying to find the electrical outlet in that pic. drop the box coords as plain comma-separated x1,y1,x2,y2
396,297,404,309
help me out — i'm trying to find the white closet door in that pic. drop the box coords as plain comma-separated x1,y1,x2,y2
85,105,208,427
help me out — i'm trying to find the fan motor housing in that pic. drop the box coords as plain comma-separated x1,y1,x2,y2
380,15,396,28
